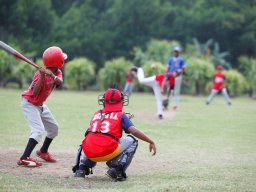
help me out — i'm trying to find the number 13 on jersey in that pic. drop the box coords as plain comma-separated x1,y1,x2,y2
91,121,110,133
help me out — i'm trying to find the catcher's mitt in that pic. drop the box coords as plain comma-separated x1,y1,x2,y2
162,99,169,108
124,112,134,119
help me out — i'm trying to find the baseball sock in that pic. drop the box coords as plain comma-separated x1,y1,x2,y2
40,137,53,153
20,138,38,160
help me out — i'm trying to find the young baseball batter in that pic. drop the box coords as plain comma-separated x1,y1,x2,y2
17,46,67,167
206,65,231,105
73,88,156,181
133,67,179,119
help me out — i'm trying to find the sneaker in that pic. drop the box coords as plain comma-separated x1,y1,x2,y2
158,114,163,120
36,150,56,162
206,102,210,105
106,168,117,180
17,157,42,167
74,170,86,178
228,102,231,106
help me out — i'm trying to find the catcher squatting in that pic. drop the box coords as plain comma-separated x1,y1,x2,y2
72,88,157,181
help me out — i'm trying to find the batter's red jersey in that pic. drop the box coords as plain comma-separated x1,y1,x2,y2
82,110,123,160
155,73,175,87
212,72,225,90
22,69,62,106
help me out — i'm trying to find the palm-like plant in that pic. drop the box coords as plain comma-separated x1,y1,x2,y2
211,42,230,69
192,38,230,69
193,38,213,60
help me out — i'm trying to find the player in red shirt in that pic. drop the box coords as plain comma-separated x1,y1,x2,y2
206,65,231,105
123,68,135,96
17,47,67,167
132,66,179,119
73,88,156,181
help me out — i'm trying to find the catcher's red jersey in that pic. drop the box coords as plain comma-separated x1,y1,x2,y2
82,110,123,162
213,73,225,90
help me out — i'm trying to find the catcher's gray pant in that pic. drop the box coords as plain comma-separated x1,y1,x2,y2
123,82,133,96
172,75,183,107
137,68,163,116
207,88,231,104
21,97,59,143
79,136,136,169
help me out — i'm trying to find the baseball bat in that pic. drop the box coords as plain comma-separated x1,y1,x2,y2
0,41,39,69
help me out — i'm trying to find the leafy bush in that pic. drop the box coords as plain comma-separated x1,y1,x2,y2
186,57,214,95
98,58,133,90
12,61,35,89
0,50,18,87
223,69,248,96
239,56,256,98
64,58,95,90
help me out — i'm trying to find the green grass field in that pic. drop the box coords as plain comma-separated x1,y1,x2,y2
0,88,255,192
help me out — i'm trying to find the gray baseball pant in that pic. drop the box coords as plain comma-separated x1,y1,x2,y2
21,97,59,143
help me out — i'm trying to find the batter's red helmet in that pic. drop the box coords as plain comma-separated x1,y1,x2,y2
43,46,67,68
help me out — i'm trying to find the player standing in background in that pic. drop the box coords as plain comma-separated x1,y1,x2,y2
206,65,231,105
17,47,67,167
73,88,156,181
165,46,186,111
132,67,179,119
123,68,135,96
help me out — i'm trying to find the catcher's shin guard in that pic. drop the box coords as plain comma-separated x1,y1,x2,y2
72,145,82,173
106,135,138,173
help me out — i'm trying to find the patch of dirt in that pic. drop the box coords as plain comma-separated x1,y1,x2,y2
0,149,171,182
0,111,176,188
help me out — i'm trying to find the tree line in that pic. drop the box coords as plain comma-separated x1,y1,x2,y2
0,0,256,97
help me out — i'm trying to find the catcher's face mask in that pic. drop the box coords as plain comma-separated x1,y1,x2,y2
98,88,129,112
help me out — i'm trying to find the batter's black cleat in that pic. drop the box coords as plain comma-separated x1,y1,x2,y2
228,102,231,106
206,102,210,105
74,169,86,178
158,114,163,120
106,168,117,180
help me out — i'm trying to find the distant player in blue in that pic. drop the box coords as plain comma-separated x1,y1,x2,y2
162,46,186,111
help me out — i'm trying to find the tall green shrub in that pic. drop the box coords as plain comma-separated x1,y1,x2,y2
98,58,133,90
0,51,17,87
64,58,95,90
239,56,256,98
186,58,215,95
223,69,248,96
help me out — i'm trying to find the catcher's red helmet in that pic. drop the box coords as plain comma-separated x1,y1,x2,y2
43,46,67,68
98,88,129,112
